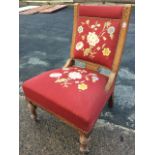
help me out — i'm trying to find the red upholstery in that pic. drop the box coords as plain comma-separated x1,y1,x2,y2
23,66,114,132
74,17,121,69
79,5,123,19
73,5,123,69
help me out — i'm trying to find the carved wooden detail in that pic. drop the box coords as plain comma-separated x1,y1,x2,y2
79,131,90,153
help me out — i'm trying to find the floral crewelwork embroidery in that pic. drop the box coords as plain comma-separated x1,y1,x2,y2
68,71,82,80
83,32,100,57
49,73,62,78
87,32,99,47
49,68,100,91
107,26,115,39
78,26,84,33
78,83,88,91
76,41,84,51
102,48,111,56
75,19,117,59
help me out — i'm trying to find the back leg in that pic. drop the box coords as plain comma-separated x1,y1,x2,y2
108,93,114,108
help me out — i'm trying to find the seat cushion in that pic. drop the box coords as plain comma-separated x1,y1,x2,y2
22,66,113,132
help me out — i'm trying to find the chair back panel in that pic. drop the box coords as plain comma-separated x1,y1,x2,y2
71,5,126,70
79,5,123,19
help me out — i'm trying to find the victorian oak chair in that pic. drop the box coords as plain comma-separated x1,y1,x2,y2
22,4,131,153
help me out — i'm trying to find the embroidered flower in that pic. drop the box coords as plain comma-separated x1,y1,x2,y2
68,72,82,80
102,48,111,56
107,26,115,34
49,73,62,78
97,23,101,27
78,26,84,33
78,83,88,91
87,32,99,46
55,78,67,83
76,41,84,51
92,76,99,82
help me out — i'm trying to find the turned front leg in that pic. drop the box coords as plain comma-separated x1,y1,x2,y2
79,131,90,153
27,101,37,121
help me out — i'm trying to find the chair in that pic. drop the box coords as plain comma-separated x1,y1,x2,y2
22,4,131,153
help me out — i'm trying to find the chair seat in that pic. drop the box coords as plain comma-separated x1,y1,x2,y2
23,66,113,132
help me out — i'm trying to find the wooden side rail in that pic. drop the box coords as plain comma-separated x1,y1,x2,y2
105,72,116,92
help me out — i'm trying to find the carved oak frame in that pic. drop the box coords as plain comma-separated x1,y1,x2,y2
26,4,131,153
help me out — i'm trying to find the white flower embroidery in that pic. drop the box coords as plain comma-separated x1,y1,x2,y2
97,23,101,27
68,72,82,80
78,26,84,33
87,32,99,46
49,73,62,78
76,41,84,51
107,26,115,34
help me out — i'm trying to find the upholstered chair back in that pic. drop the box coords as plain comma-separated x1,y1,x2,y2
71,5,129,70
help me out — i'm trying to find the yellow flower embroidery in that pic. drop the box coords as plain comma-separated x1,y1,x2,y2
55,78,67,83
78,83,88,91
102,48,111,56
